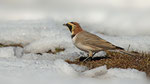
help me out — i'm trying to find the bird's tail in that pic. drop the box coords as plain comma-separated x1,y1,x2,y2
118,50,136,56
114,45,136,56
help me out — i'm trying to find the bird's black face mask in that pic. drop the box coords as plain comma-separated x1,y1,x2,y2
66,24,72,32
63,23,72,33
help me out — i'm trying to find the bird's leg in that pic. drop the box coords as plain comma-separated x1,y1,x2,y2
83,51,93,62
92,52,97,57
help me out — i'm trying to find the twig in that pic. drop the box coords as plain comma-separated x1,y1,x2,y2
127,44,131,51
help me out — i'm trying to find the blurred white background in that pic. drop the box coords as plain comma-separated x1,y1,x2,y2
0,0,150,36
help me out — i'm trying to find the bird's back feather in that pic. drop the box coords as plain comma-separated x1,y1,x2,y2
74,31,124,51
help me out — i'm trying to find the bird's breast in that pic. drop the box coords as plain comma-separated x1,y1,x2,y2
72,34,93,52
72,34,77,44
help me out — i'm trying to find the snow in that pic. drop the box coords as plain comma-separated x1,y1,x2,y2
0,20,150,53
0,0,150,84
0,59,148,84
0,47,14,58
82,65,107,77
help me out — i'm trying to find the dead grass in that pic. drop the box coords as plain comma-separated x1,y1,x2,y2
0,43,23,48
47,48,65,54
66,51,150,77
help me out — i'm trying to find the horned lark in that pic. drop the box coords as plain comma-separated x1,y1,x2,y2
63,22,132,61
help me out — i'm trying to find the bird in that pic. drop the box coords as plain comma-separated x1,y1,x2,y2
63,22,133,61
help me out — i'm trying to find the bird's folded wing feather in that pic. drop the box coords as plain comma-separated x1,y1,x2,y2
77,31,117,50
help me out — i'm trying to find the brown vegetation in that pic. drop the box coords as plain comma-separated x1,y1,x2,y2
47,48,65,54
66,51,150,77
0,43,23,48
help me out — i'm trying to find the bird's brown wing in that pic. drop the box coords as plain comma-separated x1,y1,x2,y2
77,31,123,50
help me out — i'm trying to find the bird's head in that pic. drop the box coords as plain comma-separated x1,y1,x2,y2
63,22,83,35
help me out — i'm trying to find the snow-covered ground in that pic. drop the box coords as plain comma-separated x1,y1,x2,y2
0,58,148,84
0,0,150,84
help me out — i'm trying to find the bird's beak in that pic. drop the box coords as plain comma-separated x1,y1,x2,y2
63,24,67,26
